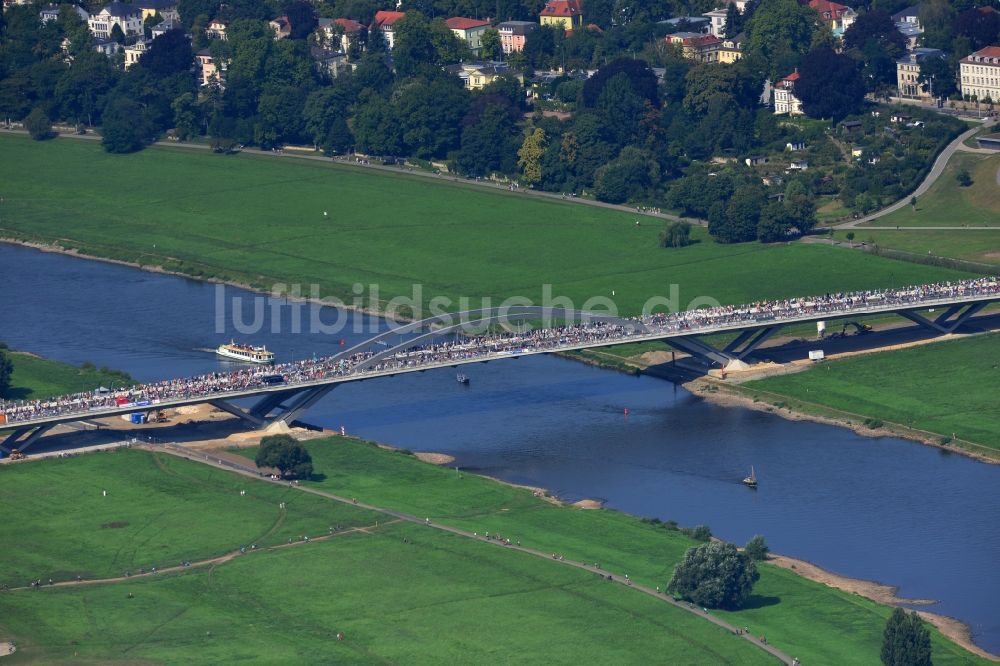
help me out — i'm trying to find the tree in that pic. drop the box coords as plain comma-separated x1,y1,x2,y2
284,0,317,40
723,3,740,38
392,11,437,78
581,58,659,109
795,47,866,121
139,28,194,76
843,9,905,57
956,168,972,187
745,0,817,78
743,535,769,561
255,435,314,479
171,92,199,140
518,127,546,185
918,56,956,99
667,542,760,609
918,0,956,50
24,106,54,140
659,221,692,248
881,608,932,666
0,347,12,398
709,184,764,244
110,22,125,44
956,7,1000,51
101,96,155,153
480,28,502,61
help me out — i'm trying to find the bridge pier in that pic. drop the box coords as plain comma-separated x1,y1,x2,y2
1,424,54,454
665,325,783,367
209,384,338,429
897,302,987,334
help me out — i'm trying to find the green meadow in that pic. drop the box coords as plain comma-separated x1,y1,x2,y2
0,134,975,317
1,351,132,402
741,334,1000,452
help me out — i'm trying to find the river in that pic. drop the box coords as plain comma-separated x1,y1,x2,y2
2,242,998,653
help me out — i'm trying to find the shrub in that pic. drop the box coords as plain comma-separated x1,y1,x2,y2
659,221,693,248
956,168,972,187
24,107,54,141
743,535,769,561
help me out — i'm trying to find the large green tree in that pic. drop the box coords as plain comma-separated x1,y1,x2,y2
881,608,932,666
667,541,760,609
795,47,866,121
255,434,314,479
101,96,156,153
0,347,13,398
745,0,817,78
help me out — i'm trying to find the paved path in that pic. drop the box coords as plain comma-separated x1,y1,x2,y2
147,444,795,664
0,128,701,227
835,119,996,229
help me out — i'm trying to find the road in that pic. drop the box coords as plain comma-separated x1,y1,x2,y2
835,119,996,229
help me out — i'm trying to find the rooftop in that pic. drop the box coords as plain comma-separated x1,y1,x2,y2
99,1,140,17
540,0,582,18
445,17,490,30
373,10,405,27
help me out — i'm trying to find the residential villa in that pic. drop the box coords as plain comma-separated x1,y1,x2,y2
93,37,120,56
704,8,728,38
808,0,856,37
539,0,582,32
269,15,291,39
658,16,710,33
497,21,536,54
311,47,349,77
196,48,222,86
317,18,364,53
959,45,1000,103
891,5,920,28
446,17,490,54
40,3,89,23
896,48,944,100
718,32,744,63
372,10,405,49
88,1,143,40
150,17,180,39
123,38,150,69
667,32,722,64
206,17,229,40
132,0,179,22
774,70,804,115
446,62,522,90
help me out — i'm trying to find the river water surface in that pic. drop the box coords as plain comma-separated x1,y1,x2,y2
2,243,998,653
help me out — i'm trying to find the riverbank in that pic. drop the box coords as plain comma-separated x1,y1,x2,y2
768,554,997,661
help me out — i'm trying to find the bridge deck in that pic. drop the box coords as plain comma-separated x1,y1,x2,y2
4,292,997,431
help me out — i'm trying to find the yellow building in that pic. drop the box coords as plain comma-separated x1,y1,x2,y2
718,33,744,63
447,62,524,90
539,0,582,31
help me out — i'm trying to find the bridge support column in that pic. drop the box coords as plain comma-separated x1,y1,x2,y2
1,424,54,454
208,385,337,429
665,325,782,367
897,302,986,334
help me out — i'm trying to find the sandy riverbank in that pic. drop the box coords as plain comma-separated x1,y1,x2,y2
683,377,999,465
769,554,998,661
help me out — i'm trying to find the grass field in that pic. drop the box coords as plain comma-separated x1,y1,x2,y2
867,152,1000,228
742,334,1000,451
239,438,990,666
832,229,1000,266
0,134,977,318
0,449,772,665
1,351,132,402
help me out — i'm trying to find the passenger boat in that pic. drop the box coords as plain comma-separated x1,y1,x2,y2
216,341,275,364
456,374,470,385
742,466,758,488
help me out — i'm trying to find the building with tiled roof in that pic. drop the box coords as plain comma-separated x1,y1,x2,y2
808,0,856,36
774,70,803,116
540,0,582,31
372,10,405,49
960,45,1000,103
446,61,523,90
667,32,722,63
497,21,536,53
446,17,490,53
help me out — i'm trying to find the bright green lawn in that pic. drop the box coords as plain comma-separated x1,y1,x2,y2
0,450,770,665
2,352,133,402
0,449,379,585
233,438,990,666
743,334,1000,450
0,135,976,317
832,229,1000,266
867,152,1000,228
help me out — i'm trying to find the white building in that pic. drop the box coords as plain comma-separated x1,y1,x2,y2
773,70,803,116
88,1,143,40
703,8,728,38
959,45,1000,103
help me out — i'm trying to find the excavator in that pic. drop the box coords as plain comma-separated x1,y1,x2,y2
842,321,873,335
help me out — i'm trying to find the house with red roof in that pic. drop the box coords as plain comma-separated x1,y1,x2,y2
540,0,582,32
446,17,491,53
317,17,365,53
807,0,856,37
959,45,1000,103
269,15,291,39
372,10,405,49
773,70,804,116
666,32,722,63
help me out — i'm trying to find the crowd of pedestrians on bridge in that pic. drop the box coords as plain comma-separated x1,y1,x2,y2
2,277,996,426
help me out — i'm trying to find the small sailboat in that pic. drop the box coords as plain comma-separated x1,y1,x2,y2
456,373,470,385
742,466,758,488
